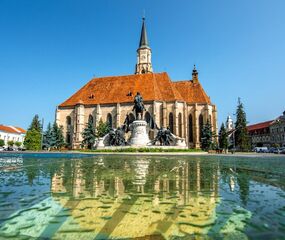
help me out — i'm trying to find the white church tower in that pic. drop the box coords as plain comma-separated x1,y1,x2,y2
226,115,234,131
135,18,153,74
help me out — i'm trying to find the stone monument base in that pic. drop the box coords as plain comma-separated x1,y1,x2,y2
128,120,150,146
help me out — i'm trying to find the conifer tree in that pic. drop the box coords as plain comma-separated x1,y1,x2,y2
235,98,250,151
82,117,96,149
201,120,213,151
24,114,42,150
50,122,65,150
219,123,228,151
96,119,110,138
28,114,42,132
43,122,53,150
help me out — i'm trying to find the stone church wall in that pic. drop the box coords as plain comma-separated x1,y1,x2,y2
57,101,218,149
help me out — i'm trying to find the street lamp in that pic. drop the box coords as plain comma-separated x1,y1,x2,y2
40,118,44,150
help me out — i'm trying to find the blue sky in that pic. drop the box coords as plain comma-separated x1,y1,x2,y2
0,0,284,129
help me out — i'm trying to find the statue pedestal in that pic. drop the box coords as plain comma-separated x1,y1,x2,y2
129,120,150,146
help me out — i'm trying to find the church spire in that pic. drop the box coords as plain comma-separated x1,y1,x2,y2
192,64,199,83
139,17,149,49
135,18,153,74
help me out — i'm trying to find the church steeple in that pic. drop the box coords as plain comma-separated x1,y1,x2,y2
139,18,149,49
192,65,199,83
135,18,153,74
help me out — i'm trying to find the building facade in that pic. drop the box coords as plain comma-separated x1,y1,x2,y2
0,125,26,147
270,111,285,147
56,19,218,149
247,121,273,148
247,110,285,148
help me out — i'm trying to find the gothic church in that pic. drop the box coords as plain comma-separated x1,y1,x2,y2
56,18,218,149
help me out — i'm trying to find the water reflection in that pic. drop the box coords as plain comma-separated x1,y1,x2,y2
49,157,220,239
0,154,284,239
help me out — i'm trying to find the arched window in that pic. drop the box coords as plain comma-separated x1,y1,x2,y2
107,113,112,128
169,113,174,133
208,115,212,126
178,113,182,137
145,111,155,129
66,116,71,125
199,114,204,141
66,133,71,144
145,111,151,124
188,114,193,142
88,114,94,124
128,113,135,124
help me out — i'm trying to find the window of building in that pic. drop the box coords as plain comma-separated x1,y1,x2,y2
199,114,204,141
66,133,71,144
188,114,193,142
178,113,182,137
66,116,71,125
208,115,212,125
88,114,94,124
107,113,112,128
145,111,155,129
169,113,174,133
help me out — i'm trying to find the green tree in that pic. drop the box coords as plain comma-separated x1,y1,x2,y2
24,114,42,150
235,98,250,151
0,139,4,147
211,131,219,150
82,117,96,149
15,141,22,148
28,114,42,132
201,120,213,151
50,122,65,150
219,123,228,151
24,129,42,150
96,119,110,138
43,122,53,150
8,140,14,147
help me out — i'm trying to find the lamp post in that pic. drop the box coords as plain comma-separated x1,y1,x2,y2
40,118,44,150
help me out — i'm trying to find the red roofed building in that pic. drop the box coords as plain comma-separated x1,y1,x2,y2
247,120,273,147
56,19,218,149
270,111,285,147
0,125,26,147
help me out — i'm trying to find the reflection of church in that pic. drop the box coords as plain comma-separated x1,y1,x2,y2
51,157,220,238
51,157,219,200
56,18,218,149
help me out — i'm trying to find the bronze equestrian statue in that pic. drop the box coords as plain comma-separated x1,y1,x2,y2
132,92,146,120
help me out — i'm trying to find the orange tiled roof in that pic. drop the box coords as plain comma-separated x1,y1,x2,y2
172,80,211,104
247,120,273,132
14,127,26,133
0,125,26,134
59,72,211,107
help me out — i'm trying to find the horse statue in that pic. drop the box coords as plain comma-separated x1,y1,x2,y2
152,127,175,146
108,127,127,146
132,92,146,120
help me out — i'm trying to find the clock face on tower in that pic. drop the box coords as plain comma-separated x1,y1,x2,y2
140,55,146,62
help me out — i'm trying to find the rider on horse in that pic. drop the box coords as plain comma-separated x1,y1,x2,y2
132,92,146,120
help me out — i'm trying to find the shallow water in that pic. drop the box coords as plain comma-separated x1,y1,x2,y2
0,153,284,239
